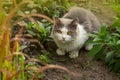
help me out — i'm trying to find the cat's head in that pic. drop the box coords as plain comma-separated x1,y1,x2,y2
52,17,79,43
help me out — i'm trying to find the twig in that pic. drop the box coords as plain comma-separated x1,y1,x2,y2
32,64,82,80
20,13,54,24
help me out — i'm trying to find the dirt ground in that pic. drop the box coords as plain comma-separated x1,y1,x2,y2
42,1,119,80
43,50,119,80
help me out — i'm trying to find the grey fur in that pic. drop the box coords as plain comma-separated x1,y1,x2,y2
63,7,101,33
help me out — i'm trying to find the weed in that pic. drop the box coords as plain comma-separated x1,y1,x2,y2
39,54,50,63
88,18,120,72
26,19,52,43
32,0,75,17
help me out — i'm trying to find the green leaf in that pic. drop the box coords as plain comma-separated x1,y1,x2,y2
27,2,36,8
113,59,120,72
39,55,49,63
0,13,5,24
17,10,24,16
87,44,103,58
116,27,120,33
117,40,120,45
107,59,115,71
27,22,34,29
112,33,120,37
99,24,107,36
27,30,36,36
111,18,120,28
37,73,45,79
105,51,114,62
93,48,105,60
93,37,101,42
19,45,27,51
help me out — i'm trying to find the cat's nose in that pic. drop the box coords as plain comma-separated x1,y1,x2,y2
62,37,65,40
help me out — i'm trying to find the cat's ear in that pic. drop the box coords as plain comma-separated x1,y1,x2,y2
70,18,79,29
54,17,61,28
71,18,79,24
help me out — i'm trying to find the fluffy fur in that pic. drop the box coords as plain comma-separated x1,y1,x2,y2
51,7,101,58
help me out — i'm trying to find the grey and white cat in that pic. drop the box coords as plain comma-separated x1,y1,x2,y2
51,7,101,58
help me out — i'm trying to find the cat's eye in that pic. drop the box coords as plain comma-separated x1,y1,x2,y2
57,30,62,34
67,31,72,35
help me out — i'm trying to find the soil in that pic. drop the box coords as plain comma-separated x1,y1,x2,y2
43,50,119,80
42,1,119,80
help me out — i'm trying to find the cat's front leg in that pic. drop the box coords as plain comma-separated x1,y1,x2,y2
56,49,66,56
69,50,79,58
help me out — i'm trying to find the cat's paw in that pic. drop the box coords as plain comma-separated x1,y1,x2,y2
85,44,93,51
56,49,66,56
69,51,79,58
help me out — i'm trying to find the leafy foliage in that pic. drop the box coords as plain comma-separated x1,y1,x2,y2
88,18,120,72
0,0,76,79
26,19,52,43
39,54,50,63
14,0,75,19
32,0,75,17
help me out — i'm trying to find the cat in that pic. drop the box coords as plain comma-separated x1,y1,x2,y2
51,7,101,58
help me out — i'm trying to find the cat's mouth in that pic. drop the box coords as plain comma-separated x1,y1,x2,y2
61,39,66,43
61,39,71,43
59,39,67,43
57,37,72,43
